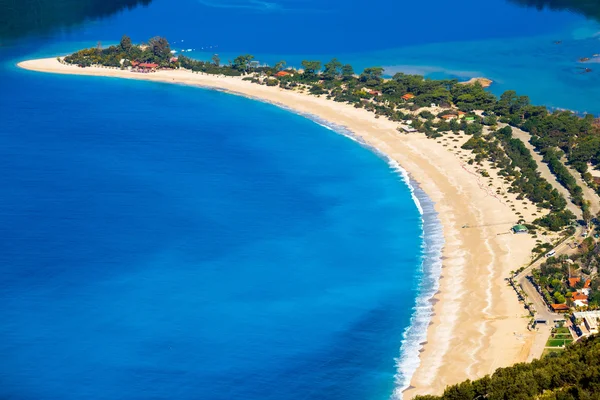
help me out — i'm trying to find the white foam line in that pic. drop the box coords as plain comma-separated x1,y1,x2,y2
194,94,445,399
291,112,444,399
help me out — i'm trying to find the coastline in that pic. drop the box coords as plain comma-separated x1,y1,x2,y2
18,58,539,398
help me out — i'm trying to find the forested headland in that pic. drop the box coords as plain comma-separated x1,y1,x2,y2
414,335,600,400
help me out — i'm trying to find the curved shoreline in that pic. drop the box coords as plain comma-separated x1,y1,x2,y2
17,58,539,398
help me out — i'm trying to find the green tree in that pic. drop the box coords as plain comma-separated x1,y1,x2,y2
120,34,132,52
148,36,171,60
323,58,342,80
233,54,254,72
274,60,286,71
212,54,221,67
341,64,355,80
359,67,384,86
300,60,322,80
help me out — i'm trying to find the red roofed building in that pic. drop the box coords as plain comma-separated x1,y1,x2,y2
569,277,581,288
130,60,140,67
551,304,569,312
139,63,159,69
401,93,415,101
275,70,291,77
572,292,588,308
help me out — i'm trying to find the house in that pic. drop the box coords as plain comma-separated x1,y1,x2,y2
170,57,179,63
572,292,588,308
582,280,592,296
584,316,599,334
458,111,467,118
512,224,528,234
401,93,415,101
551,304,569,312
569,277,581,288
369,90,382,96
574,311,600,335
139,62,159,70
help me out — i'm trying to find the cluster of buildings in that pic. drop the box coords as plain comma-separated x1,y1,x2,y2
572,310,600,336
550,277,591,312
129,57,178,73
570,277,591,308
130,61,159,72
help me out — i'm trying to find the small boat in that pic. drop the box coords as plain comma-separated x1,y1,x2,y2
579,57,590,62
554,40,562,44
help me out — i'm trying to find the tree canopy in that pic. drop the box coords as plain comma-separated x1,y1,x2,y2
415,335,600,400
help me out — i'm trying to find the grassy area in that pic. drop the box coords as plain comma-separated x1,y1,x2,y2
553,334,572,339
546,338,573,347
554,327,570,334
542,348,565,358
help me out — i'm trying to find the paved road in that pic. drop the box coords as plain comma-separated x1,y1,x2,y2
514,227,582,323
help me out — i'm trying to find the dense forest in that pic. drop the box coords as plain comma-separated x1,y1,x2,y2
0,0,151,40
64,35,170,67
414,334,600,400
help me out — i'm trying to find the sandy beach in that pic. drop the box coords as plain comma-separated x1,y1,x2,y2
18,58,541,398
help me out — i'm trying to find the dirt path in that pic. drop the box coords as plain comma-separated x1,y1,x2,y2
508,126,582,219
560,155,600,215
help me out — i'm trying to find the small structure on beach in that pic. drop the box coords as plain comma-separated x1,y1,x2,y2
512,224,528,234
399,125,417,133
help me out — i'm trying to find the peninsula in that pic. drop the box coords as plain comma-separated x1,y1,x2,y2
18,36,600,398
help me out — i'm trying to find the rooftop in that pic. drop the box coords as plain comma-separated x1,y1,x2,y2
572,292,588,301
512,224,528,233
569,277,581,288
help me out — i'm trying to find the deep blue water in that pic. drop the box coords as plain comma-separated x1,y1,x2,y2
0,65,432,399
0,0,595,399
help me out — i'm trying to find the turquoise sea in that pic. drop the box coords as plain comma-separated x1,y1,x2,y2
0,0,597,399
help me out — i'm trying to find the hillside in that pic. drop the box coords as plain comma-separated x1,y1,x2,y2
414,335,600,400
